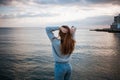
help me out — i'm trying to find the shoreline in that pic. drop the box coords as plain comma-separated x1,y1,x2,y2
90,28,120,33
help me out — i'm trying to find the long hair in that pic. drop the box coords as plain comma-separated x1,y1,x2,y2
59,25,75,55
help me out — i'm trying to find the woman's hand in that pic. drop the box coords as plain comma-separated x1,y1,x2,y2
70,26,76,34
60,27,68,33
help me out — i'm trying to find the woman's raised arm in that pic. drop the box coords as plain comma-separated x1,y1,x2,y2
45,26,59,42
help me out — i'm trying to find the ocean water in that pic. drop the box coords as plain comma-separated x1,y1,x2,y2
0,27,120,80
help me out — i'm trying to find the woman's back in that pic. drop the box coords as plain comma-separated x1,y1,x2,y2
46,27,71,63
46,25,76,80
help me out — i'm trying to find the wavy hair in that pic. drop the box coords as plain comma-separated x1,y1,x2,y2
59,25,75,55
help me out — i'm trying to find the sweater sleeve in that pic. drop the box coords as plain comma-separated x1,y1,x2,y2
45,26,59,42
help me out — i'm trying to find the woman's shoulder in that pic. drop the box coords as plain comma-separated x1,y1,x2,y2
53,38,60,42
52,38,60,44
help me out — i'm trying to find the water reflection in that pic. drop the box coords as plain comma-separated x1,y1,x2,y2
75,29,117,56
0,28,16,80
111,33,120,80
0,28,53,80
71,29,120,80
0,28,120,80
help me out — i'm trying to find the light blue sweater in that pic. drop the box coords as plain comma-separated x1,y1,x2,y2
46,26,72,63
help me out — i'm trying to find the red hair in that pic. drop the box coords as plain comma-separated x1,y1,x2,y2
59,25,75,55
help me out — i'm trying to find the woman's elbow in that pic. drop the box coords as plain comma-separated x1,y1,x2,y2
45,27,50,32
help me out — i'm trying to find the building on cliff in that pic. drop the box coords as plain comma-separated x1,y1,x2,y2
111,14,120,30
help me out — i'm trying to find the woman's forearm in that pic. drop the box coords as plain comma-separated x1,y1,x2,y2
46,26,59,41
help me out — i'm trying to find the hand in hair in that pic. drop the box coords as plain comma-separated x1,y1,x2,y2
70,26,76,34
60,27,68,33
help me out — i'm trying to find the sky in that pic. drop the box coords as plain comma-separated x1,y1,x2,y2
0,0,120,28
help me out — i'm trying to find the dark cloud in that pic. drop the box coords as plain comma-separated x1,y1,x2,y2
85,0,120,5
30,0,120,6
33,0,82,5
0,0,12,5
0,0,120,6
33,0,120,6
0,0,29,6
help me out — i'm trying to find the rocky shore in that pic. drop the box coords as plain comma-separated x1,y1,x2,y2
90,14,120,33
90,28,120,33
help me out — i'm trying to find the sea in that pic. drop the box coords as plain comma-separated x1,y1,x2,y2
0,27,120,80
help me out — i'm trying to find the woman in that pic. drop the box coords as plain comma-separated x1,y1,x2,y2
46,25,76,80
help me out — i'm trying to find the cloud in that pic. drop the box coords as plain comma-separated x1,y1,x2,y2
79,15,113,25
28,0,120,6
0,0,119,28
85,0,120,5
1,0,119,6
0,0,60,19
5,0,78,5
0,0,30,6
0,0,10,5
33,0,81,5
0,0,83,7
0,12,58,19
26,0,120,6
60,15,114,27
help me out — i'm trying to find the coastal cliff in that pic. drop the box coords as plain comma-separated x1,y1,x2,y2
90,14,120,33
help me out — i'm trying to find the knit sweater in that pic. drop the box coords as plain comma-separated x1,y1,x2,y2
46,26,75,62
